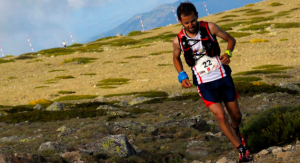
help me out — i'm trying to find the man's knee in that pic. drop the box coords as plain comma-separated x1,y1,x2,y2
215,113,229,124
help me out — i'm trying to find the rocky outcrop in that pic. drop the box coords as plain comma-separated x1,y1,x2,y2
45,102,67,111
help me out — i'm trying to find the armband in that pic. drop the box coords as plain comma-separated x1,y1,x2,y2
225,50,232,58
178,71,189,83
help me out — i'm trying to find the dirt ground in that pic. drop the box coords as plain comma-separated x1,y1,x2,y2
0,0,299,106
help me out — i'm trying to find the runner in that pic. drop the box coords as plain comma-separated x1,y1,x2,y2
62,40,67,47
172,2,252,162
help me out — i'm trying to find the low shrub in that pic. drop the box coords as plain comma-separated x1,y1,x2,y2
63,57,97,64
266,75,293,79
97,78,130,88
245,4,254,7
269,2,283,7
125,56,144,59
242,105,300,152
221,15,239,18
15,55,36,60
54,95,98,101
104,91,168,98
68,43,83,47
250,39,269,43
128,31,148,36
227,32,252,38
55,75,75,79
38,48,76,57
157,64,172,66
149,51,172,56
48,69,66,72
140,32,176,43
280,38,288,41
252,64,282,69
96,36,117,41
233,77,262,82
28,99,52,106
58,91,76,94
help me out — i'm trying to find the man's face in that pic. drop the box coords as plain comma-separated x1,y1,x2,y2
179,12,198,34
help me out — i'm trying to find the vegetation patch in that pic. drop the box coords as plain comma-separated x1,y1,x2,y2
257,31,270,34
68,43,83,47
149,50,172,56
3,105,34,114
274,23,300,29
216,19,233,23
140,32,177,43
152,27,162,30
118,62,129,64
233,77,262,82
239,41,250,44
15,55,36,60
245,4,255,7
242,105,300,152
58,91,76,94
266,75,293,79
232,9,253,13
234,70,282,75
280,38,288,41
8,77,17,80
228,32,252,38
158,64,172,66
126,44,151,49
62,57,97,64
28,99,52,106
221,15,239,18
235,82,298,96
250,39,269,43
97,78,130,88
74,43,103,52
239,23,271,31
0,108,106,124
54,95,98,101
104,37,140,47
269,2,283,7
38,48,76,57
168,92,200,101
252,64,282,69
244,9,272,16
103,61,113,64
125,56,145,59
55,75,75,79
128,31,149,36
219,21,247,31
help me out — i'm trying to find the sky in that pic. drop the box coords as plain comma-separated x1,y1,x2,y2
0,0,178,56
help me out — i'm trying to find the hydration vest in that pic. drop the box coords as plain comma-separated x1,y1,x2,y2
177,21,221,67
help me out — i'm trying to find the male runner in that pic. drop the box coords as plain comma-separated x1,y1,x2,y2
172,2,252,162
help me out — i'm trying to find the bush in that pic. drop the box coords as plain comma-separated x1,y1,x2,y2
128,31,148,36
63,57,97,64
250,39,269,43
0,59,14,64
242,105,300,152
269,2,283,7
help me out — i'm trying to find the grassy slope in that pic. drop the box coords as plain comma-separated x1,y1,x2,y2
0,0,299,106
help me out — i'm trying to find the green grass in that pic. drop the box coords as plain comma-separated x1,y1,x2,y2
245,4,255,7
266,75,293,79
15,55,36,60
35,86,49,89
38,47,76,57
68,43,83,47
149,50,173,56
8,77,17,80
48,69,66,72
73,43,103,52
227,32,252,38
97,78,130,88
152,27,162,30
257,31,270,34
168,92,200,101
280,38,288,41
128,31,148,36
158,64,172,66
269,2,283,7
126,44,151,49
234,70,282,75
103,61,113,64
96,36,117,41
221,15,239,18
125,56,144,59
242,105,300,152
105,37,140,47
252,64,282,69
54,95,98,101
216,19,233,23
55,75,75,79
233,77,262,82
58,91,76,94
232,9,253,13
117,62,129,64
140,32,177,43
63,57,97,64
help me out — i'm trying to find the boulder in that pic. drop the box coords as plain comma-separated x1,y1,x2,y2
46,102,67,111
56,126,77,137
97,105,120,111
110,121,157,134
38,142,67,152
186,147,208,157
34,104,44,110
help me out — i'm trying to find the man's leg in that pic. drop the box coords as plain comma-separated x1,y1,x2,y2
208,102,240,148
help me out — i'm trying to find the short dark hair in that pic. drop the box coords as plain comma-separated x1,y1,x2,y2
177,2,198,21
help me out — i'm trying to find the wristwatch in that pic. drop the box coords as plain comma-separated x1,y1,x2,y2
225,50,232,58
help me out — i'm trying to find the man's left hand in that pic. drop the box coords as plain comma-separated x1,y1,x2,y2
220,54,230,65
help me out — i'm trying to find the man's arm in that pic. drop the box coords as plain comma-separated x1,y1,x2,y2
208,22,236,65
173,37,192,88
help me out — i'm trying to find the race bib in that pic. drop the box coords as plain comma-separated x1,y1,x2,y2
194,55,220,76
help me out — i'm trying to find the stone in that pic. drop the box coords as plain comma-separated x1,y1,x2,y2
277,151,292,158
257,149,269,157
119,100,129,107
97,105,120,110
57,126,77,137
107,111,131,116
279,83,300,92
282,145,292,151
111,121,157,134
129,97,153,105
216,157,227,163
60,151,84,163
95,134,137,157
38,142,67,152
187,140,204,148
46,102,67,111
272,147,282,155
0,136,20,142
34,104,44,110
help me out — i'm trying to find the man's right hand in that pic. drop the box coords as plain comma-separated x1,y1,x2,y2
181,79,192,88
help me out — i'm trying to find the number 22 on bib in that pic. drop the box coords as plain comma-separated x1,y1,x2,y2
194,55,220,76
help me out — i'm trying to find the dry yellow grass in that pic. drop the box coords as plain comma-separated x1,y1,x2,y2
0,0,300,106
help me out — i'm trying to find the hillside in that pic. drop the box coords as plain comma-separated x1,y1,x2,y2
0,0,300,162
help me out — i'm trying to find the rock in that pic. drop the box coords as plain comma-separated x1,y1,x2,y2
187,140,204,148
280,83,300,91
111,121,157,134
257,105,270,111
0,136,20,142
38,142,67,152
34,104,44,110
256,149,269,158
186,147,208,157
107,111,131,117
216,157,227,163
191,161,202,163
57,126,77,137
46,102,67,111
129,97,153,105
282,145,292,151
95,134,137,157
60,151,84,163
0,122,7,126
277,151,292,158
96,105,120,110
119,100,129,107
272,147,282,155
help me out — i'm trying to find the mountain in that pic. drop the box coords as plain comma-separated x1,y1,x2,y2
86,0,263,42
